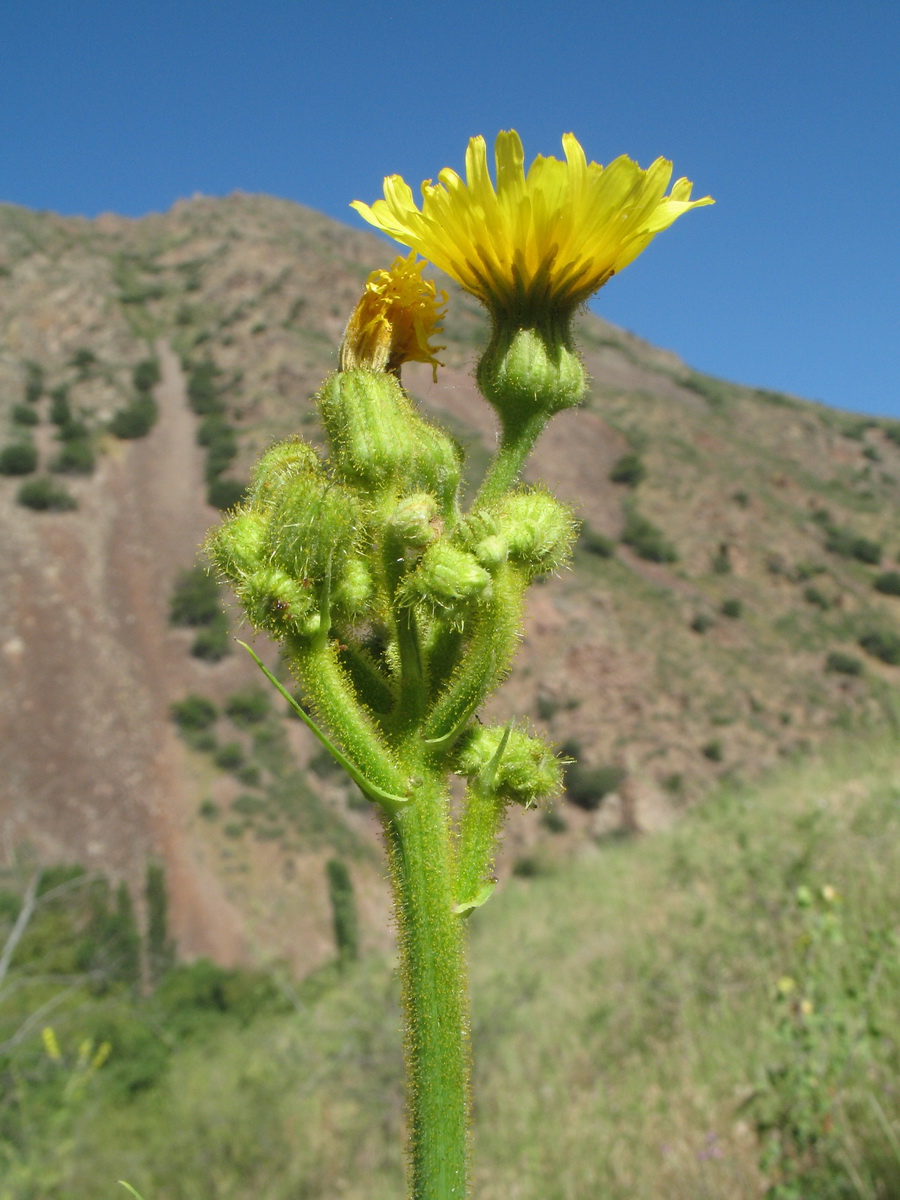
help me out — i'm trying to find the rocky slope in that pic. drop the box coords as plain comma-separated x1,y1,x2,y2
1,194,898,970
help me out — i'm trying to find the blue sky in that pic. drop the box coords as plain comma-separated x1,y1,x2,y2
1,1,898,417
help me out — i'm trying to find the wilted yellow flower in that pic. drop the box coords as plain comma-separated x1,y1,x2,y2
340,252,446,379
352,131,713,322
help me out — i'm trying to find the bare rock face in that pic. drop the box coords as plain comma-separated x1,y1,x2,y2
1,194,898,971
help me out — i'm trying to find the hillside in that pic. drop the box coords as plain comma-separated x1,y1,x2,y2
1,193,899,968
2,731,898,1198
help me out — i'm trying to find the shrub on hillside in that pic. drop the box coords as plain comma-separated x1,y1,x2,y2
873,570,900,596
621,508,678,563
12,403,39,427
702,739,724,762
169,694,218,731
824,525,882,565
609,453,646,487
49,387,72,428
203,426,238,483
578,525,616,558
109,395,158,439
560,743,625,811
69,347,97,374
23,362,44,403
711,544,731,575
133,358,161,392
213,742,245,771
0,441,38,475
17,476,76,511
225,687,271,727
691,613,714,634
169,565,221,627
186,360,223,416
721,598,743,619
858,630,900,666
326,858,359,963
191,614,231,662
825,651,863,676
207,477,246,510
803,585,831,610
51,437,95,475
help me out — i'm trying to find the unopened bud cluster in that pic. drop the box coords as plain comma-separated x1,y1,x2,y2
207,292,577,913
208,368,573,674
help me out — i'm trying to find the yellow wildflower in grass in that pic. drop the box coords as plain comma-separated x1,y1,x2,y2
340,252,446,380
352,130,713,323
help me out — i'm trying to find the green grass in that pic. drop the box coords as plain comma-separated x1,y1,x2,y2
2,734,898,1197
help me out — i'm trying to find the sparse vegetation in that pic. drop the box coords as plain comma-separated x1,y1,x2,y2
560,741,625,811
213,741,245,771
711,543,731,575
858,629,900,666
873,569,900,596
169,693,217,731
185,359,223,416
190,617,231,661
16,475,77,510
224,687,271,726
609,452,645,487
721,598,743,619
0,441,38,475
168,565,221,627
49,386,72,428
702,738,724,762
578,524,616,558
825,651,863,676
51,436,95,475
803,584,831,610
621,506,678,563
824,523,882,565
133,358,161,392
11,403,39,427
23,361,44,403
109,395,158,439
206,476,246,510
326,858,359,963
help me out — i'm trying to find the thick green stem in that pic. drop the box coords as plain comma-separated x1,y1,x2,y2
473,407,551,509
385,769,470,1200
288,635,407,800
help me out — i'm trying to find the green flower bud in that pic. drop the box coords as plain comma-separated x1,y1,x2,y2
332,557,376,620
467,487,575,578
205,507,267,586
319,369,461,508
500,487,576,575
474,535,508,569
409,423,462,514
320,369,416,490
387,493,441,550
249,438,322,506
456,724,563,807
265,474,363,584
476,323,585,431
401,542,491,614
239,566,315,633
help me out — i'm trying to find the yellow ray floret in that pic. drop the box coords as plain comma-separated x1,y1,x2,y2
352,132,713,319
340,253,446,379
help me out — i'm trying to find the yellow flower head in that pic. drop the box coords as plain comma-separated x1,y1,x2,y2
340,252,446,380
352,131,713,322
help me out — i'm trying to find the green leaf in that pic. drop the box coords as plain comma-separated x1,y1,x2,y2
453,881,496,916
